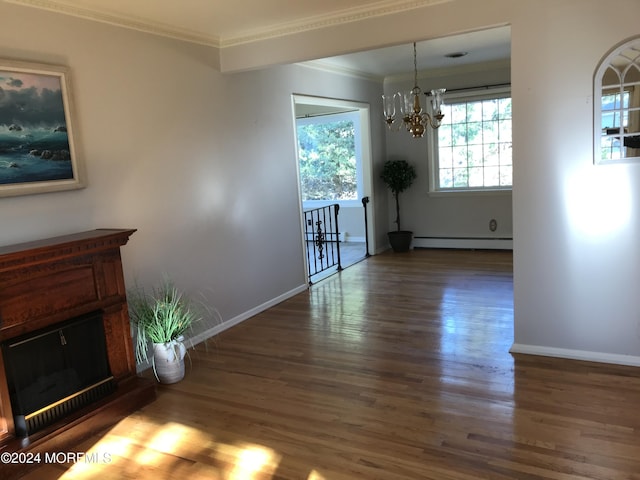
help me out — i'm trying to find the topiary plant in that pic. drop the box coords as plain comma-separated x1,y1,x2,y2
380,159,417,231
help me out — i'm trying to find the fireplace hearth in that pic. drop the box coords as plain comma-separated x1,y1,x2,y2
0,229,155,479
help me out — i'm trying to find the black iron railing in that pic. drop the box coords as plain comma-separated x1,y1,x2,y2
362,196,371,257
303,204,342,284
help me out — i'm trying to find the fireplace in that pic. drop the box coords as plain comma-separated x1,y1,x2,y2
3,311,115,438
0,229,155,479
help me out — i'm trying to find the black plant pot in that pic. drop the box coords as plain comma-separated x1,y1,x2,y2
388,231,413,252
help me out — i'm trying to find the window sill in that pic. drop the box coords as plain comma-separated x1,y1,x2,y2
428,188,512,198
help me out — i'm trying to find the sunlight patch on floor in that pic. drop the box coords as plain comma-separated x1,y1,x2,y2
227,443,280,479
51,416,286,480
134,421,204,466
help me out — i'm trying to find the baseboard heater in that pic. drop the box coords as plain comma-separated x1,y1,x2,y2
413,236,513,250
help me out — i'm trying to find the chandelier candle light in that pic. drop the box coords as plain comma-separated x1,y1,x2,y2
382,42,446,138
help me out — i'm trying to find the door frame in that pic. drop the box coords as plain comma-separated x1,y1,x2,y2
291,94,376,283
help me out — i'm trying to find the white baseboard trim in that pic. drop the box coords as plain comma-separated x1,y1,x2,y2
509,343,640,367
413,237,513,250
345,236,365,243
136,283,309,373
187,283,309,347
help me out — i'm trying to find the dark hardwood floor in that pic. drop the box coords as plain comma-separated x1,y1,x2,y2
20,249,640,479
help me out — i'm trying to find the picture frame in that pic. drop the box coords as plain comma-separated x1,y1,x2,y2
0,59,84,197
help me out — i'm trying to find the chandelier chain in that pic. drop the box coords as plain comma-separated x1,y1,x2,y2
413,42,418,89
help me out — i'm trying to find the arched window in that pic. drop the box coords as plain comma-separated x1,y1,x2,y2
594,36,640,164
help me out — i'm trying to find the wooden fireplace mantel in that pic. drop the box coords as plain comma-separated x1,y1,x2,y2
0,229,156,479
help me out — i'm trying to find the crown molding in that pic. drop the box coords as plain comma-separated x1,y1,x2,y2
4,0,220,47
298,60,384,83
220,0,453,47
5,0,452,49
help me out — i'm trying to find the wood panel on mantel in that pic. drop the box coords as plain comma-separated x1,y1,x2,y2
20,249,640,480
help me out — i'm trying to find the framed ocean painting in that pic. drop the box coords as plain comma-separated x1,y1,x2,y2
0,60,84,197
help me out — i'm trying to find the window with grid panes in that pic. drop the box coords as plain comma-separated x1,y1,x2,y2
600,89,633,161
433,88,512,191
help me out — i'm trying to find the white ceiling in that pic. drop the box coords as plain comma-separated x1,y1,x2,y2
307,27,511,79
5,0,511,77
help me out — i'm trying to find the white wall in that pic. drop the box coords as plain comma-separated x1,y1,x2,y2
337,206,367,241
510,0,640,364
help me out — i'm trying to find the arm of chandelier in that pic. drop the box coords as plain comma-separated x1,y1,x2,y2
423,111,444,129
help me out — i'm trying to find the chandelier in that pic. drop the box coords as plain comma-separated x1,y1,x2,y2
382,42,446,138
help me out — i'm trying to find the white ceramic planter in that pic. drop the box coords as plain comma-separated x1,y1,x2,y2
152,337,187,384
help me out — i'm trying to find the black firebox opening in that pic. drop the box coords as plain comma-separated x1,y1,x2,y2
1,310,115,437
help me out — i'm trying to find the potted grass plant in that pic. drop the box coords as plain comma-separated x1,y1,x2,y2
380,159,417,252
127,278,212,384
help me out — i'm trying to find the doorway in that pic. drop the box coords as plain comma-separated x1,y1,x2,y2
292,95,376,283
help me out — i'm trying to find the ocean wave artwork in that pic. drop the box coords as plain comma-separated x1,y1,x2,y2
0,67,75,186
